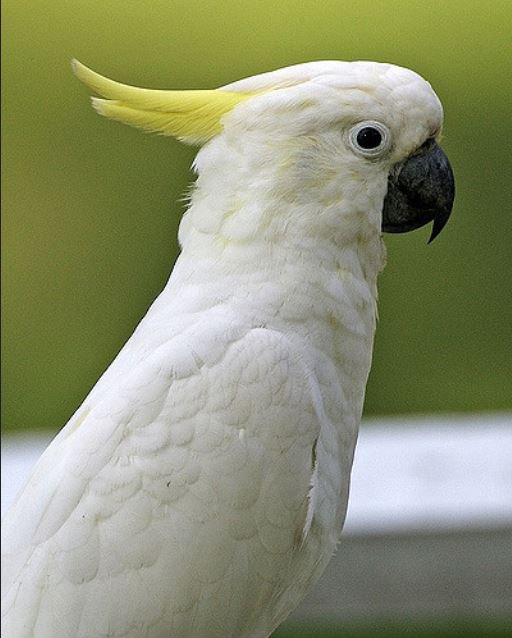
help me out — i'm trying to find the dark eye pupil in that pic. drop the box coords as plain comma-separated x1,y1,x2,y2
356,127,382,149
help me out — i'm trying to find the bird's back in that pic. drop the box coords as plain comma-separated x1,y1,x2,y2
2,298,347,637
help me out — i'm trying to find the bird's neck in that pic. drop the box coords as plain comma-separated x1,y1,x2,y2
169,199,385,366
158,135,387,395
176,134,388,289
166,221,384,432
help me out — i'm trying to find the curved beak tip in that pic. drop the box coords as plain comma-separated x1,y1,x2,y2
428,213,450,244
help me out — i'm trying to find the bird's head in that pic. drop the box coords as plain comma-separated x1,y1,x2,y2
73,60,454,244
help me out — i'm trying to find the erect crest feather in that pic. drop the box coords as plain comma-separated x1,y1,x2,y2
72,60,251,144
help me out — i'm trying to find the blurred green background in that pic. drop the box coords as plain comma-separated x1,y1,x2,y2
2,2,512,637
2,0,511,430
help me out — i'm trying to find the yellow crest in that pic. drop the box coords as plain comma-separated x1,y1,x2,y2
72,60,251,144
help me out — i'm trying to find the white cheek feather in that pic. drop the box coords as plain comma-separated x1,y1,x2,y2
2,59,445,638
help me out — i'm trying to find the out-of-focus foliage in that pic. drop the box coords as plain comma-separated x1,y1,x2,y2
2,0,511,431
275,620,511,638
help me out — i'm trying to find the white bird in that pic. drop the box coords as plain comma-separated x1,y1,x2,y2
1,60,454,638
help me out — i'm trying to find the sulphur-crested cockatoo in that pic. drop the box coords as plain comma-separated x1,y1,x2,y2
2,60,454,637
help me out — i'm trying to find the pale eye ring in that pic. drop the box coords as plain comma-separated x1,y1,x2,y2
349,121,391,158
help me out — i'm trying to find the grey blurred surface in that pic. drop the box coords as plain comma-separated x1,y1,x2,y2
291,526,512,622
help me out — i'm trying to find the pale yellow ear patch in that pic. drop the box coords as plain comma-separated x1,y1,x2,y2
72,60,251,144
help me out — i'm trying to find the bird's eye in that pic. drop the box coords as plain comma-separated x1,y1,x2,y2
357,127,382,149
349,121,391,158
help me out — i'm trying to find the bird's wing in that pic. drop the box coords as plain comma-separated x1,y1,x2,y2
1,321,331,638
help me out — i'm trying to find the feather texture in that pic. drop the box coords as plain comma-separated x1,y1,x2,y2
73,60,252,143
2,59,446,637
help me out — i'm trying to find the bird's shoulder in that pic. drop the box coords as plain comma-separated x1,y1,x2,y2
2,308,348,636
1,317,322,562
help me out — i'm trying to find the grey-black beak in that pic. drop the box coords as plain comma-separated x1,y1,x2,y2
382,139,455,242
